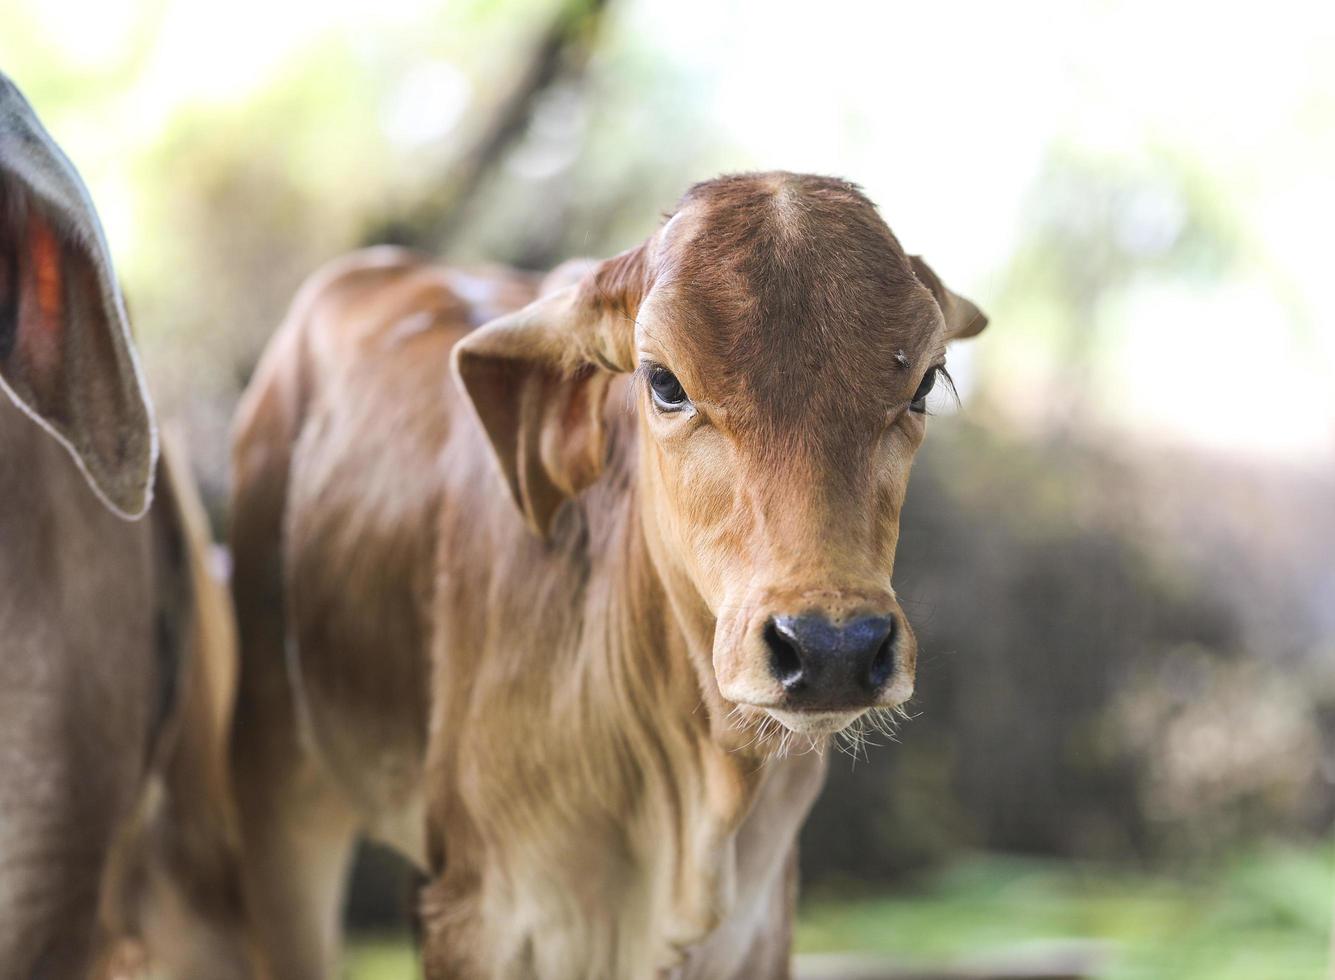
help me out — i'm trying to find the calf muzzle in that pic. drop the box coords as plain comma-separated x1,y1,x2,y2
763,612,898,709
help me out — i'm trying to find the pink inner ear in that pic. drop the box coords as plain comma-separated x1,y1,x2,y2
18,208,64,382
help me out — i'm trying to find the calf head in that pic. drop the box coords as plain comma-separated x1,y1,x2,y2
0,72,155,518
455,173,986,737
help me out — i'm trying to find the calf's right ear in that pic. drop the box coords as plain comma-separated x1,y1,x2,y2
0,72,156,518
452,245,647,539
908,255,988,341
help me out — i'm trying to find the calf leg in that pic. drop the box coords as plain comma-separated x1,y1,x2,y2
231,735,360,980
229,547,359,980
229,470,361,977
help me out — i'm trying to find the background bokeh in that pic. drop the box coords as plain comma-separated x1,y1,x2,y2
4,0,1332,976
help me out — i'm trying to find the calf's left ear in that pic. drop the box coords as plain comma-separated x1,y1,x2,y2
908,255,988,340
452,245,646,539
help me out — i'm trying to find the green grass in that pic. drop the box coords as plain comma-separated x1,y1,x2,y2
797,843,1334,980
346,843,1334,979
345,936,418,980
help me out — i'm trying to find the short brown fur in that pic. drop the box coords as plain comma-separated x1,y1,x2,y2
229,173,987,979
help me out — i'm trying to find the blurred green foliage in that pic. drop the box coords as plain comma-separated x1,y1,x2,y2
797,843,1334,980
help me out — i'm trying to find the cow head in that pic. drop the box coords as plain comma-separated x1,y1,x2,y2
0,72,156,518
455,173,986,738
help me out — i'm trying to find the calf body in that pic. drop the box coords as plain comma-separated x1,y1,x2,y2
231,174,987,978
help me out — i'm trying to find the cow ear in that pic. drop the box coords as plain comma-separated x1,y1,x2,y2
908,255,988,341
0,74,156,518
452,245,647,538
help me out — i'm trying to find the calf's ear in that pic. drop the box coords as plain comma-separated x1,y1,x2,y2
908,255,988,341
0,73,156,518
452,244,647,538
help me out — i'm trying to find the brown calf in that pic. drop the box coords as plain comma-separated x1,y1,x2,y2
0,73,253,979
229,172,987,979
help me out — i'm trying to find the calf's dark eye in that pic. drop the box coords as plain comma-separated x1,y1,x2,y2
910,367,938,413
649,366,691,412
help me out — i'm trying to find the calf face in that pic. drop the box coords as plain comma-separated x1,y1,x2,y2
0,71,156,518
456,172,985,737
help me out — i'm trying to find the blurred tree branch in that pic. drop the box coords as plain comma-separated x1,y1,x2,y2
364,0,613,254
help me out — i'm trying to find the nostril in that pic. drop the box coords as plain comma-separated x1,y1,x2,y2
764,619,805,689
866,617,897,691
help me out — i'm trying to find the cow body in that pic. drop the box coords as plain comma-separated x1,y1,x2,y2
0,396,158,975
0,71,252,979
231,174,987,979
0,401,252,979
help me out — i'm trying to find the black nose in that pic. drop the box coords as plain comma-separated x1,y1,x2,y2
764,613,897,706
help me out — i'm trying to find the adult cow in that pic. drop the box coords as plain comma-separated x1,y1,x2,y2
0,73,253,979
229,172,987,979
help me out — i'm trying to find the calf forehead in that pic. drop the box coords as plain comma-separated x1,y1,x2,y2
654,174,943,437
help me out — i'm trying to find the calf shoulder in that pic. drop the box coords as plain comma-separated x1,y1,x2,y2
232,249,537,830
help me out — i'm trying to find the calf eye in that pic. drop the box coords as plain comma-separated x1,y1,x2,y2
648,366,691,412
910,367,939,413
